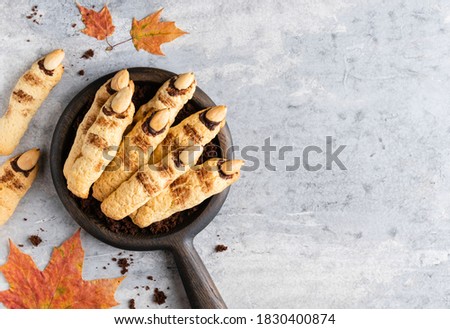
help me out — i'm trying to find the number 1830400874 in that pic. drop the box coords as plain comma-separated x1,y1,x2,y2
256,313,335,325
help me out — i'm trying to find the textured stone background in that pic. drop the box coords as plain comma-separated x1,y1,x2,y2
1,0,450,308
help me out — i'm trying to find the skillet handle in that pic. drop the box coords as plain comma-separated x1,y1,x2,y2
171,238,227,309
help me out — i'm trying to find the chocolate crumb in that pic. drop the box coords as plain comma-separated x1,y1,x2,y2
112,257,117,262
71,23,76,28
102,266,106,270
78,70,85,76
26,6,41,24
18,244,24,247
134,286,138,289
147,276,154,281
128,299,136,309
117,258,130,274
29,235,42,247
153,288,167,305
81,49,94,59
215,244,228,252
145,286,150,291
26,39,30,42
23,218,28,221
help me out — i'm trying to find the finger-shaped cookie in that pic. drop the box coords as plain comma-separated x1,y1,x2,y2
92,108,171,201
150,105,227,164
133,72,196,124
64,69,130,178
0,149,40,225
101,145,203,220
131,159,243,228
67,84,135,199
0,50,65,155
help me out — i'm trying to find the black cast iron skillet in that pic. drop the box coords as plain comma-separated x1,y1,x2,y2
50,68,232,309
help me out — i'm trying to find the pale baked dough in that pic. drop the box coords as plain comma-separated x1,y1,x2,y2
0,50,64,155
101,145,203,220
0,149,40,225
133,72,196,124
66,84,135,199
92,109,171,201
64,69,130,178
150,105,227,164
131,159,243,228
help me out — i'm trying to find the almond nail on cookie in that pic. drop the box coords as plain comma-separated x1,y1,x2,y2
0,149,40,225
64,69,130,178
150,105,227,164
101,145,204,220
92,108,171,201
66,83,135,199
133,72,196,124
0,50,65,155
131,159,244,228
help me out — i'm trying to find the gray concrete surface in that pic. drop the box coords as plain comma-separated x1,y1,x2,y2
1,0,450,308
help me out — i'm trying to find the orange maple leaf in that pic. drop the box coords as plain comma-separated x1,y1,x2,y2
0,230,124,309
130,8,188,56
77,3,115,40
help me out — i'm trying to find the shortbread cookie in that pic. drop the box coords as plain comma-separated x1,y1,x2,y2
67,84,135,199
0,149,40,225
92,108,171,201
101,145,203,220
150,105,227,164
64,69,130,178
133,72,196,124
0,50,65,155
131,159,243,228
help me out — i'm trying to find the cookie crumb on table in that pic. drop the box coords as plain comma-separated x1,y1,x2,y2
78,70,85,76
81,49,94,59
117,258,130,274
26,5,41,25
215,244,228,252
128,299,136,309
153,288,167,305
29,235,42,247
